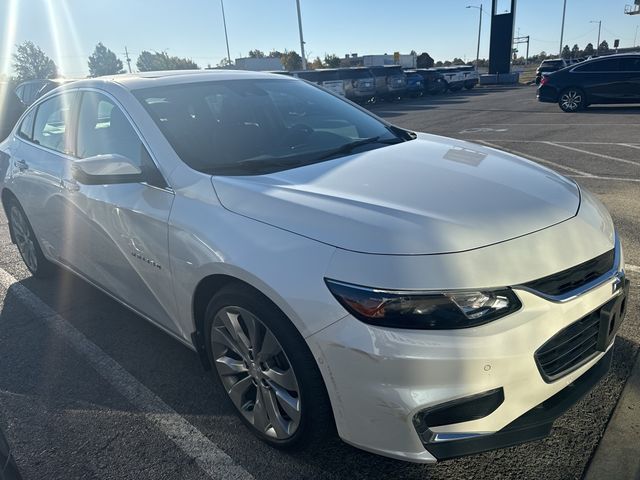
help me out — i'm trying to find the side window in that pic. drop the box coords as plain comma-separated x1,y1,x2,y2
18,109,35,140
619,57,640,72
32,92,75,154
575,59,619,72
14,86,24,104
77,91,145,165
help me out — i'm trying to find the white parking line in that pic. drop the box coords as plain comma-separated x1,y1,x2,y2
627,264,640,274
543,142,640,166
476,141,593,176
476,141,640,184
0,268,253,480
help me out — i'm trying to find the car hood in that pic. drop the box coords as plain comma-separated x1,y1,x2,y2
211,133,580,255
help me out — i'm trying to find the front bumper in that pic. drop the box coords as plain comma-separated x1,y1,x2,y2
307,268,625,463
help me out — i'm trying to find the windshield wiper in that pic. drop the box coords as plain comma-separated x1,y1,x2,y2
313,136,403,162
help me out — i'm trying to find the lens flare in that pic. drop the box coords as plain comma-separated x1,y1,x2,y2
45,0,65,77
59,0,84,76
1,0,19,78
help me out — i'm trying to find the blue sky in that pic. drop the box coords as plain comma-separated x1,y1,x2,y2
1,0,639,77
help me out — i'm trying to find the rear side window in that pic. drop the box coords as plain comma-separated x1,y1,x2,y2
574,59,619,72
32,92,76,154
18,109,35,140
619,57,640,71
76,91,146,166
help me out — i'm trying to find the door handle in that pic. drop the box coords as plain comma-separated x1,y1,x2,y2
61,178,80,193
15,159,28,171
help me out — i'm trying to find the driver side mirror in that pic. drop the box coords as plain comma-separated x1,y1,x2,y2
72,153,145,185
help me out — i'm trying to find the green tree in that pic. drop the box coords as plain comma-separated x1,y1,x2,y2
88,42,124,77
561,44,571,59
217,57,233,68
281,51,302,71
323,54,341,68
268,50,284,59
583,43,595,56
12,41,57,81
416,52,434,68
451,57,465,65
248,49,265,58
571,44,581,58
310,56,323,69
598,40,609,54
136,51,199,71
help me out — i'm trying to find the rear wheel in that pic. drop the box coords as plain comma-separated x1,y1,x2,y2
559,88,586,112
7,198,54,278
205,284,334,449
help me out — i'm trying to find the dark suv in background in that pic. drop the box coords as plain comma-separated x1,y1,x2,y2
369,65,407,100
538,53,640,112
535,58,568,85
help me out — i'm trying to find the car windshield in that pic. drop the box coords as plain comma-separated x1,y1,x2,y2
134,78,405,175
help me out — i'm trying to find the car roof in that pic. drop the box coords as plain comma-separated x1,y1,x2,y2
67,69,293,91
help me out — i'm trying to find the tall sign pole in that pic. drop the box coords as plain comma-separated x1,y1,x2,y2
296,0,307,69
220,0,231,65
559,0,567,56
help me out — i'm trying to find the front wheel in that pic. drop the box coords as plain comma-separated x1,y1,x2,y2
559,88,586,112
205,284,334,449
7,198,54,278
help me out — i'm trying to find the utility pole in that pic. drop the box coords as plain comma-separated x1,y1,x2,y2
220,0,231,65
124,46,132,73
635,25,639,48
466,4,483,70
559,0,567,57
591,20,602,55
296,0,307,70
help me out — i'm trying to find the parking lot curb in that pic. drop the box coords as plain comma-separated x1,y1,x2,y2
583,350,640,480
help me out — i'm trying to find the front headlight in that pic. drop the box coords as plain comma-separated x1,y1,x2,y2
325,279,522,330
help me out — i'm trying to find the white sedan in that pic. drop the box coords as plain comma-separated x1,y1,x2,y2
0,70,629,463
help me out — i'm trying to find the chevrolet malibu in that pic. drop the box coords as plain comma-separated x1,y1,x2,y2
0,71,629,463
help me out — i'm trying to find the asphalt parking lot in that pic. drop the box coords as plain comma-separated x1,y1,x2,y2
1,84,639,480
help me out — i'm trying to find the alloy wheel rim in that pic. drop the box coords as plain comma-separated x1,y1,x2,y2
211,306,301,440
10,206,38,272
561,91,581,111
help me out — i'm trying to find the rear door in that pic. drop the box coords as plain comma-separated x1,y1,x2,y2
10,91,78,258
64,89,179,333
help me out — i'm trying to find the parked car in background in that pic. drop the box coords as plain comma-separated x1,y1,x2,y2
14,79,49,106
15,79,77,106
535,58,568,85
414,69,448,95
0,83,25,142
404,71,425,97
0,424,22,480
290,69,345,96
338,67,376,103
430,67,465,92
0,70,628,464
369,65,407,100
538,53,640,112
457,65,480,90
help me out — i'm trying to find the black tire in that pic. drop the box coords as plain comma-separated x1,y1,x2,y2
204,283,335,450
558,87,586,113
464,83,475,90
535,77,541,86
430,80,447,95
6,197,55,278
449,84,463,92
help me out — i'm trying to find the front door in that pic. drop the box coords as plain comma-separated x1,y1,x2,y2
62,90,179,334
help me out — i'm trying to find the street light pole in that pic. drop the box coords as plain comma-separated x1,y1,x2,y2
466,4,483,70
634,25,639,48
559,0,567,57
296,0,307,70
591,20,602,55
220,0,231,65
